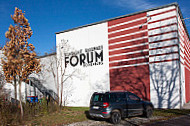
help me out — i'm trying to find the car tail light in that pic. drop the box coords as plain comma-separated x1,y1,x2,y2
103,102,109,108
102,112,108,114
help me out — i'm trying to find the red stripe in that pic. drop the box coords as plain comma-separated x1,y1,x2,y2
185,58,190,65
185,57,190,66
148,23,177,31
185,67,190,102
149,8,176,17
185,62,190,70
149,52,179,57
178,24,185,35
184,48,189,56
108,12,146,26
148,16,177,24
109,51,149,62
109,58,148,67
182,41,189,50
185,42,190,51
150,58,179,64
184,51,190,61
109,38,148,50
178,20,185,33
185,60,190,67
180,55,184,60
149,30,177,37
180,48,184,54
184,48,189,55
184,39,188,46
109,25,147,38
180,61,184,65
109,32,148,44
184,47,190,55
180,43,184,49
149,37,178,44
108,19,147,32
150,44,178,50
109,65,150,101
109,45,148,56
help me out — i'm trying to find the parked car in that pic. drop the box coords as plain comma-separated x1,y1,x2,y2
89,91,154,124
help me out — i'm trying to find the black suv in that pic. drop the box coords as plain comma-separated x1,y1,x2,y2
89,91,154,124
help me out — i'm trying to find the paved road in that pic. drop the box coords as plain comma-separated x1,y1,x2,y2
145,115,190,126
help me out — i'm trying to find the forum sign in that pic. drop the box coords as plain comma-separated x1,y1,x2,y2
65,45,103,67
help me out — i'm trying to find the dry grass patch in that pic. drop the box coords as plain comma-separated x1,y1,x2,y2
23,107,89,126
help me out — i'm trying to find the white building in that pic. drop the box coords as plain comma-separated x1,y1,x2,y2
55,3,190,108
1,3,190,109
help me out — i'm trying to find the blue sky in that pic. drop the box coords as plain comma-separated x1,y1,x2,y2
0,0,190,56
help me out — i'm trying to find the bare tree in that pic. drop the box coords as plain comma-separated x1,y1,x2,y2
46,40,79,107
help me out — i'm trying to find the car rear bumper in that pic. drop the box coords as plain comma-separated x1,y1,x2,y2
89,113,111,119
89,110,111,119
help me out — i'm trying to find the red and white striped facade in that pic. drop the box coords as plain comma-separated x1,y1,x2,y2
56,3,190,108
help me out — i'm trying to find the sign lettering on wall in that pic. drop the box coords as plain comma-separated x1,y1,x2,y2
65,45,103,67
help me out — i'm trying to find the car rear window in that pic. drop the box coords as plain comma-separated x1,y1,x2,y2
92,94,106,102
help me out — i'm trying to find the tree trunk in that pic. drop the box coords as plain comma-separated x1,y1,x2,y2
56,69,59,104
14,76,17,104
60,81,63,108
60,62,63,109
19,79,23,120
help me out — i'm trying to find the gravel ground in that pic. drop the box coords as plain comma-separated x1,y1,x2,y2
65,116,164,126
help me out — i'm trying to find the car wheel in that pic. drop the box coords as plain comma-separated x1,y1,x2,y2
110,110,121,124
145,106,153,118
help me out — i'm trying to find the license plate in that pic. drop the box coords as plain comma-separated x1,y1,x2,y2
93,106,99,109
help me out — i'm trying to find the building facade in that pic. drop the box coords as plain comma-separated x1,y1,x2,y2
56,3,190,108
1,3,189,109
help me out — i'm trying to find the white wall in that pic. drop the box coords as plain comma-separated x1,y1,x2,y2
178,14,187,105
56,22,110,107
37,54,57,93
148,6,181,108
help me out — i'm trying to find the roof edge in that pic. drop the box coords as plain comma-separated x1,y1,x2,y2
176,4,190,40
55,2,178,34
37,52,56,59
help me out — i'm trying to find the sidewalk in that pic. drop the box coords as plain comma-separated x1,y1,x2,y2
182,102,190,109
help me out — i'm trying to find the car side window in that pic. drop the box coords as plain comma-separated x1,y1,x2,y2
128,93,140,101
109,94,117,102
116,93,126,102
108,93,126,102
